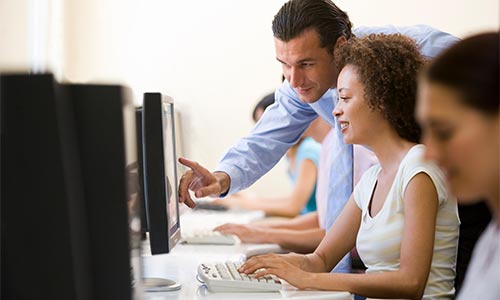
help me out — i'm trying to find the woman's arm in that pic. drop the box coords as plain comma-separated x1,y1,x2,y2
258,211,320,230
214,212,322,253
214,223,325,253
308,196,361,272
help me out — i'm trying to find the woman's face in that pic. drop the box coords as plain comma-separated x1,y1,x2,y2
417,80,500,203
333,65,385,145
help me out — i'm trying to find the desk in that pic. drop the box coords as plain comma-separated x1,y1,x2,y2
139,209,353,300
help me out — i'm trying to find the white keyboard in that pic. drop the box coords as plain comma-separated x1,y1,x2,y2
197,261,282,292
183,229,239,245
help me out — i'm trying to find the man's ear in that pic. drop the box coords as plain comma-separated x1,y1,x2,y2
330,36,347,57
335,36,347,49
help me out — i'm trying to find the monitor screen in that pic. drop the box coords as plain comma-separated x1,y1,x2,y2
141,92,181,255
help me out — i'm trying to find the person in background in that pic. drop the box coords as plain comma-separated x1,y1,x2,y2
239,34,460,300
177,0,458,272
214,93,321,217
251,92,275,122
417,32,499,300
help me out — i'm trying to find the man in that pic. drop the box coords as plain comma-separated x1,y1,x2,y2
178,0,458,270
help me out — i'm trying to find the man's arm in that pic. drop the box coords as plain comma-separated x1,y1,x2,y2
214,82,319,195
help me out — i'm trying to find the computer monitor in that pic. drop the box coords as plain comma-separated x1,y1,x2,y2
135,107,149,237
136,92,182,291
0,73,139,300
141,92,181,255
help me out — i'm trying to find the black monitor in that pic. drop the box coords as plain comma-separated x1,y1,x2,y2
0,73,139,300
141,92,181,255
135,107,149,237
133,93,182,292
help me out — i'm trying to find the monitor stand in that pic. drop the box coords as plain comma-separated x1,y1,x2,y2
142,277,182,292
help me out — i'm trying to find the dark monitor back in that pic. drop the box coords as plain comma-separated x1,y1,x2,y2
142,92,181,255
65,83,136,299
0,74,135,300
135,107,149,235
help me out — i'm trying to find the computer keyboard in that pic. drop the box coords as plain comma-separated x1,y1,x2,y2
197,261,282,292
243,243,287,258
180,208,265,246
182,229,239,245
194,201,228,211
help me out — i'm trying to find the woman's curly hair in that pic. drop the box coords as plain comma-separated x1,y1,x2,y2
334,33,425,143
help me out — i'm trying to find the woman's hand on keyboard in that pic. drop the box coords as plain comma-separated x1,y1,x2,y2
238,253,311,290
213,223,266,243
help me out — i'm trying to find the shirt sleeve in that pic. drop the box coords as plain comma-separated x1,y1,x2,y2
214,81,318,195
402,160,450,207
353,24,460,59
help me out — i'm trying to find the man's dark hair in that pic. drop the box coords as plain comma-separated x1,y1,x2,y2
272,0,352,54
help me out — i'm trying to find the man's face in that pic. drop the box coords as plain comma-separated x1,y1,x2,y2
274,29,339,103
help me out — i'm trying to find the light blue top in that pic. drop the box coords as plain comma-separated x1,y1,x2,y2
287,137,320,215
214,24,459,271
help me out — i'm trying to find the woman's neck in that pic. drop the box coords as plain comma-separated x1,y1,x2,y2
367,130,416,174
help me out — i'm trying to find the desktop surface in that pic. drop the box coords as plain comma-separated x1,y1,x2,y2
140,208,353,300
141,242,352,300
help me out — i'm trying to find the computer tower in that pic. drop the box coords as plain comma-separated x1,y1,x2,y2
0,74,137,300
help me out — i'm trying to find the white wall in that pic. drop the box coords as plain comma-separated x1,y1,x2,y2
1,0,498,197
62,0,292,197
0,0,30,71
336,0,499,38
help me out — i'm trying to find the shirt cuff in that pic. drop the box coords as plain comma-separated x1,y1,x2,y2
213,162,244,197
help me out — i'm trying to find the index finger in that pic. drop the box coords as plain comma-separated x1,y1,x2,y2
177,170,196,208
178,157,213,178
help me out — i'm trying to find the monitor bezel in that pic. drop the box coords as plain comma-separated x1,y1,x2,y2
142,92,181,255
